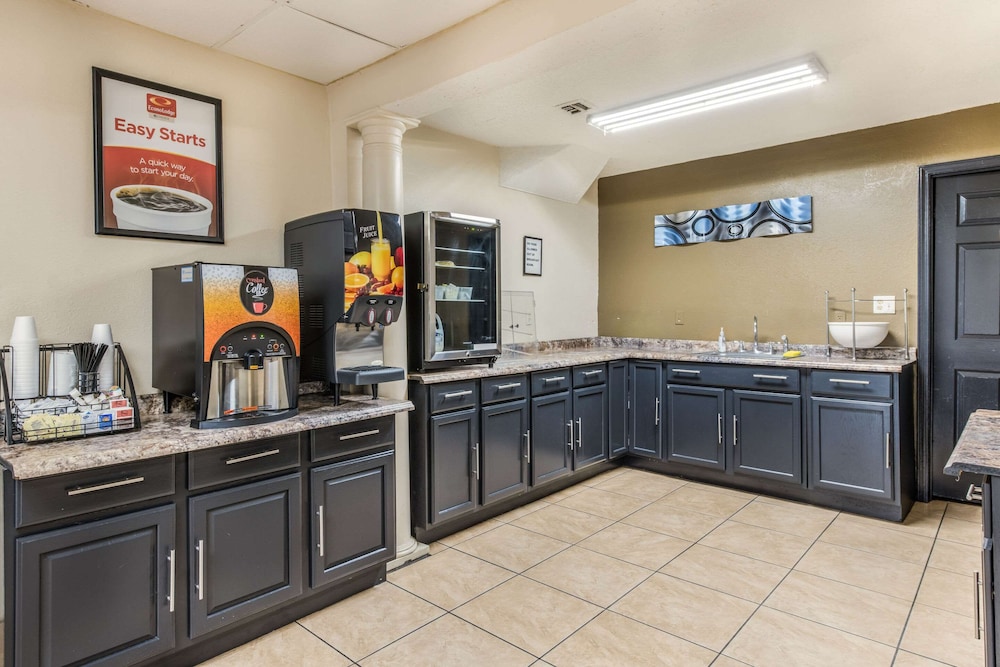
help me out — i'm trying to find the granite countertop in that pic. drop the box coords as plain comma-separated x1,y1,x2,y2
409,337,916,384
944,409,1000,478
0,394,413,480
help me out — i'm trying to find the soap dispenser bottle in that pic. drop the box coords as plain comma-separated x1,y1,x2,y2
718,327,727,353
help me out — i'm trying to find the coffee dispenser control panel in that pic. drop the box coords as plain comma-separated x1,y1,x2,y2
212,328,292,362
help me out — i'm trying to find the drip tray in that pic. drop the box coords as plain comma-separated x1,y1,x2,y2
335,365,406,385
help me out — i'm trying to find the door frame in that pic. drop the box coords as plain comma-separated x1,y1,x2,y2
918,153,1000,501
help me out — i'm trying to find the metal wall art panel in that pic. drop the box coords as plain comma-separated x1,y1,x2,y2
654,195,812,247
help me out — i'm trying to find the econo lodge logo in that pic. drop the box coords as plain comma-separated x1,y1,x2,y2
147,94,177,119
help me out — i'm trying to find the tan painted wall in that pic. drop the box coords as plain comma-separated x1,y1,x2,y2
598,104,1000,348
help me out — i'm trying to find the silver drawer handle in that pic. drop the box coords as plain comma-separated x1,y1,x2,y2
495,382,522,390
167,548,176,613
582,370,603,377
975,571,984,640
317,505,325,558
885,433,891,469
196,539,205,601
671,368,701,375
225,448,280,465
67,476,145,496
339,428,380,441
967,484,984,502
829,378,870,385
443,389,473,399
753,374,788,381
543,376,567,384
524,430,531,463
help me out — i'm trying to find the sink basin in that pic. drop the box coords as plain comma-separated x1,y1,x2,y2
699,351,783,360
828,321,889,348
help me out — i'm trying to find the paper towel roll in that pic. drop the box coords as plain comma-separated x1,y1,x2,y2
91,323,115,391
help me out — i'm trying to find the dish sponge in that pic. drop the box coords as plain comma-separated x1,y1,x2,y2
782,350,803,358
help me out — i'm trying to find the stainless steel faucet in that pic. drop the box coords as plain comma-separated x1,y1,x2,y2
753,315,759,353
781,334,789,352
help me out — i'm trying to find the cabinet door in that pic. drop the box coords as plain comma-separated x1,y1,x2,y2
810,397,893,499
732,390,802,484
985,477,997,667
666,385,726,470
574,384,608,469
628,361,663,458
16,505,175,667
189,474,303,638
481,399,529,506
428,409,479,524
608,361,628,459
312,449,395,588
530,391,573,486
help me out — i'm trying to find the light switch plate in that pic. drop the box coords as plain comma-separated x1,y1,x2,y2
873,296,896,314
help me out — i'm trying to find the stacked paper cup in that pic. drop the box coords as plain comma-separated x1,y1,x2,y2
47,350,78,396
10,316,39,399
91,323,115,392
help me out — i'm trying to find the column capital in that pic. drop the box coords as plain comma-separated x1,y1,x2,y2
347,108,420,133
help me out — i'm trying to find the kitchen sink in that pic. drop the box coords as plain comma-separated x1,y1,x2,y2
698,351,785,360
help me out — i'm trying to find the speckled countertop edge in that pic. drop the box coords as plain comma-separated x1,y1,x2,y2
944,409,1000,477
410,337,916,384
0,394,413,480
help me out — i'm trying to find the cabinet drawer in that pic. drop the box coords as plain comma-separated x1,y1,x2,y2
188,434,300,490
727,366,800,393
17,457,176,527
428,381,478,414
312,416,395,462
481,375,528,404
811,370,892,399
573,364,607,387
665,362,725,386
531,369,572,395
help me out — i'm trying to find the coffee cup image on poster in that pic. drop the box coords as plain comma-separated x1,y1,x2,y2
99,75,218,236
344,211,405,315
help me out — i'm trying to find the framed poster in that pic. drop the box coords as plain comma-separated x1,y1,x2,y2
523,236,542,276
93,68,224,243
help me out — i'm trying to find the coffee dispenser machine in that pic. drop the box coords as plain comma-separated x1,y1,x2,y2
152,262,301,428
284,209,405,403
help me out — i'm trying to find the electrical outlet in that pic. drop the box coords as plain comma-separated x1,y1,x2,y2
674,310,684,325
834,311,845,322
873,296,896,314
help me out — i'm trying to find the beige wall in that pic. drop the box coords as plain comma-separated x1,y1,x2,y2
0,0,332,395
403,126,599,342
598,104,1000,348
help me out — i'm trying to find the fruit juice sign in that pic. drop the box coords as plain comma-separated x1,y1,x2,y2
344,211,404,315
93,68,224,242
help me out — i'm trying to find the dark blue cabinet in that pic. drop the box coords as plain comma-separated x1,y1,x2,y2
732,390,802,483
608,361,629,459
810,397,893,500
628,361,662,458
666,385,726,470
428,408,480,524
530,391,573,485
481,398,529,505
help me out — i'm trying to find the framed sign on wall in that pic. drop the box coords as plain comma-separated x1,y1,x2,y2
93,68,224,243
523,236,542,275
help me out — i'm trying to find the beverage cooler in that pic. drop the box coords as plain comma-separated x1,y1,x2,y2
404,211,501,371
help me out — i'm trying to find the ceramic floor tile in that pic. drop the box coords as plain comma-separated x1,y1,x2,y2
729,498,835,540
592,468,687,501
927,538,981,576
683,481,757,501
555,486,650,520
298,583,444,661
578,522,692,570
611,572,757,652
436,518,504,547
388,547,514,610
661,544,788,603
622,501,725,541
764,570,910,646
494,499,551,523
543,610,716,667
835,506,944,540
659,484,752,518
199,622,351,666
524,545,652,607
579,467,629,487
454,576,601,657
937,516,982,547
892,650,952,666
795,540,924,600
427,541,448,555
700,520,812,568
915,567,977,618
511,503,614,544
723,606,895,666
900,603,984,667
359,613,535,667
820,515,934,564
453,523,569,572
542,484,586,503
711,657,752,667
945,501,983,524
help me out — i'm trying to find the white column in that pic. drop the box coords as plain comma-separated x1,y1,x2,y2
350,110,428,569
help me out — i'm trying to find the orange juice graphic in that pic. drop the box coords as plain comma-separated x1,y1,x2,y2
371,238,392,281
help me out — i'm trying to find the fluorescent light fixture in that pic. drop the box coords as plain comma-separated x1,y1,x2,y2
587,56,827,133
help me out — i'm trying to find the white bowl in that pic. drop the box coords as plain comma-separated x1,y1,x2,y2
111,184,213,236
828,321,890,348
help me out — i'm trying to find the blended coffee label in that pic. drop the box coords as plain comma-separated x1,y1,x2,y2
240,269,274,316
99,74,218,236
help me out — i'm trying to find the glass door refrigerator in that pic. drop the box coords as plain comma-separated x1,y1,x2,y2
404,211,501,371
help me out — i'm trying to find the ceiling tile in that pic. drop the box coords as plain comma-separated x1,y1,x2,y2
286,0,502,48
72,0,274,47
217,4,396,84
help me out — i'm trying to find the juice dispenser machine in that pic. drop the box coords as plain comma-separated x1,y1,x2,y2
284,209,406,403
151,262,301,428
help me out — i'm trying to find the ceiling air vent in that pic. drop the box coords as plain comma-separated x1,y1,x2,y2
556,100,592,115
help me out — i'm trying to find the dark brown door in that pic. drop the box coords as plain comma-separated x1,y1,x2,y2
922,157,1000,500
